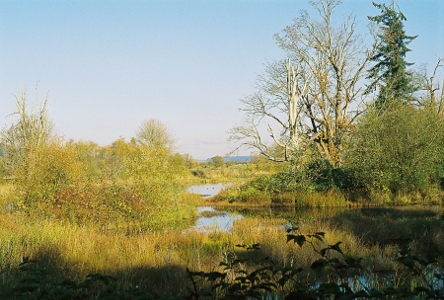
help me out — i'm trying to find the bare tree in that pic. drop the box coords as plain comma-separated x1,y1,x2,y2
1,86,53,175
415,57,444,113
135,119,176,152
229,58,310,163
230,0,379,168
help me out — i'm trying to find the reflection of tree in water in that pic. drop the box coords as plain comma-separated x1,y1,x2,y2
215,205,444,256
329,207,444,256
199,210,228,218
358,207,439,219
218,206,349,222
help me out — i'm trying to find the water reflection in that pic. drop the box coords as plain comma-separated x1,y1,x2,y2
222,205,351,221
191,206,243,232
189,204,443,239
190,205,348,232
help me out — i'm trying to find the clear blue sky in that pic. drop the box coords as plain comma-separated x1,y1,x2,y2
1,0,443,159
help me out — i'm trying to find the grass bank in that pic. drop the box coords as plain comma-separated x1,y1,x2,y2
204,171,444,207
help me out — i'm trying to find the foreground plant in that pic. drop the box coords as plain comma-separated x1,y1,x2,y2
4,229,444,300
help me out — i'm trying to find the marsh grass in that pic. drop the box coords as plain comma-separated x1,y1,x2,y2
2,182,444,297
208,188,351,207
4,204,442,297
208,183,444,208
0,184,13,200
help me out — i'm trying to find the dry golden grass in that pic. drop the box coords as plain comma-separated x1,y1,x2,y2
0,184,14,200
1,201,442,295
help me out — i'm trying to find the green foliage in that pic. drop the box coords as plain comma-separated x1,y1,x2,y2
182,153,199,169
366,2,417,110
124,145,180,207
5,135,194,230
211,156,225,168
255,172,303,193
170,153,187,175
232,187,271,204
0,156,6,181
301,160,354,192
347,105,444,193
70,140,103,180
237,161,353,195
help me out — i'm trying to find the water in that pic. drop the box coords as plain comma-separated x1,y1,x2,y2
184,186,444,294
186,183,443,238
186,182,234,198
186,182,347,232
192,206,243,232
185,187,444,294
189,205,348,232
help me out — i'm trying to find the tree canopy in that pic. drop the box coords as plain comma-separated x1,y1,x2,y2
366,1,417,111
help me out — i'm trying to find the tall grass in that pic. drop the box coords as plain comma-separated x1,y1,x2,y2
208,182,444,207
3,202,441,296
208,187,351,207
0,184,13,200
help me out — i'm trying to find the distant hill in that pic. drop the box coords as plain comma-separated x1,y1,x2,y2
204,156,251,162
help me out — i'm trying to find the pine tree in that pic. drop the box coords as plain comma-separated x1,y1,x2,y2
366,1,417,111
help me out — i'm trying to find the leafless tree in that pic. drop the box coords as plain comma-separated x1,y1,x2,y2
229,58,310,163
414,57,444,113
1,86,53,175
135,119,176,152
230,0,379,167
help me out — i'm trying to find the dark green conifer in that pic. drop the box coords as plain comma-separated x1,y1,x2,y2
366,1,417,111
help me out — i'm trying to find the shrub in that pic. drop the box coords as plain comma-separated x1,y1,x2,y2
346,105,444,194
303,160,354,191
211,155,225,168
15,140,86,204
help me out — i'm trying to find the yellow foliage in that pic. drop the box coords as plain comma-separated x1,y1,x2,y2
15,140,86,199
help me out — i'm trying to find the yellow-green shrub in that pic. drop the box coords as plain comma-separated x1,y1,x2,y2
15,140,86,204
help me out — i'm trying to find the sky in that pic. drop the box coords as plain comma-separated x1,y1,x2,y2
1,0,443,160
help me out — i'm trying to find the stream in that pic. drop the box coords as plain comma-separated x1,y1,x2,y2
187,183,241,232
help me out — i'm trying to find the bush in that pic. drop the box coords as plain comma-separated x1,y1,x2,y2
303,160,354,191
123,145,178,203
211,155,225,168
8,138,194,230
15,140,86,204
346,105,444,194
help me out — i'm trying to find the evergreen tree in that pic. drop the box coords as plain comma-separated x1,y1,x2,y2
366,1,417,111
